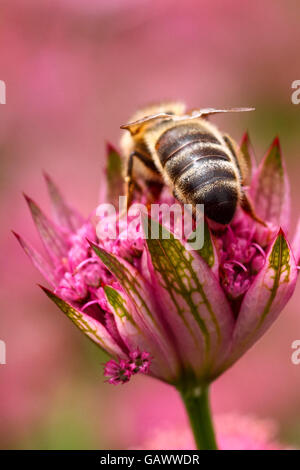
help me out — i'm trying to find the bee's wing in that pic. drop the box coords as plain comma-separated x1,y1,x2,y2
183,107,255,120
121,107,255,134
120,112,174,135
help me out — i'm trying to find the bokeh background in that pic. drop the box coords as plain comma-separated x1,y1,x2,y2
1,0,300,449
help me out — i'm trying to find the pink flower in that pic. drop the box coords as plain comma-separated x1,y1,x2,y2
131,414,291,450
14,137,299,387
104,349,151,385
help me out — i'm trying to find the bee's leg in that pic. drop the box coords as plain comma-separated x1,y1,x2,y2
125,151,144,210
125,151,162,209
241,191,267,226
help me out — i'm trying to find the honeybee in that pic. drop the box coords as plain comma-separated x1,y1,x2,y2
120,102,260,225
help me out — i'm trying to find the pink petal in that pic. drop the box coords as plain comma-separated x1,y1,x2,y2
13,231,57,285
239,131,257,183
44,173,84,232
103,285,179,382
292,218,300,266
143,217,235,378
197,219,219,276
99,143,124,207
40,286,125,358
250,138,290,233
228,229,297,365
24,194,69,261
90,243,180,381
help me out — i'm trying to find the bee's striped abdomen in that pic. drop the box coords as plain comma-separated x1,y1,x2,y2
155,124,239,224
156,125,219,165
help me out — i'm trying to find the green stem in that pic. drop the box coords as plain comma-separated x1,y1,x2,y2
179,384,218,450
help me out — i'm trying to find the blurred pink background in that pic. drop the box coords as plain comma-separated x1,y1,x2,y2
1,0,300,449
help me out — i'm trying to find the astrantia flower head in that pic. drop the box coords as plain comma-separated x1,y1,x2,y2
15,136,299,449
